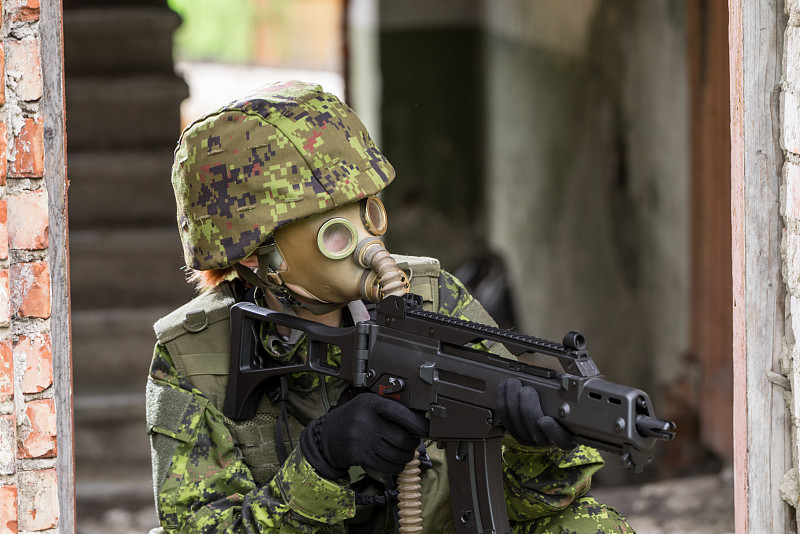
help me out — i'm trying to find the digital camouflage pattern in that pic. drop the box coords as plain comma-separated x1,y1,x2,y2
172,81,395,270
502,443,632,533
147,271,633,533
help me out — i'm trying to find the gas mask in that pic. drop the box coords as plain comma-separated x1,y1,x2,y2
252,197,409,311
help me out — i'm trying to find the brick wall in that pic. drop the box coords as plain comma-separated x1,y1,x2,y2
0,0,66,533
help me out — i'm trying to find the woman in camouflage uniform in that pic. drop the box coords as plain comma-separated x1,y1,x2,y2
146,81,632,533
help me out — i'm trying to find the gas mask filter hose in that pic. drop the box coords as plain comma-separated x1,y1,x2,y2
354,237,421,533
355,239,410,301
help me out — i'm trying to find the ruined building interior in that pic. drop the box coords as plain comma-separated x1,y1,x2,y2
63,1,735,532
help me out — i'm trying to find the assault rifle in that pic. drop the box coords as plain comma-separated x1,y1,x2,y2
223,294,675,534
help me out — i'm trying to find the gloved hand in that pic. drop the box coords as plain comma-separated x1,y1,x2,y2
496,378,574,449
300,393,430,480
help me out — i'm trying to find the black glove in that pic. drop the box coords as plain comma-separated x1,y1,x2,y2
496,378,574,449
300,393,430,480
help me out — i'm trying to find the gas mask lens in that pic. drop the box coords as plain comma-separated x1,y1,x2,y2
361,196,388,236
317,218,358,259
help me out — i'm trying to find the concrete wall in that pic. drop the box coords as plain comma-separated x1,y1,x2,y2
375,0,486,272
361,0,693,480
485,0,689,459
367,0,692,482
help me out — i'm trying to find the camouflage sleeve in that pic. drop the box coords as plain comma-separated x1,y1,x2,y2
501,440,603,521
147,344,357,533
436,271,604,522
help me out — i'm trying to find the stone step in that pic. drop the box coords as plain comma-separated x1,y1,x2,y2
67,149,177,229
74,391,150,467
69,227,195,310
65,74,188,150
73,392,155,515
72,306,175,393
77,504,159,534
64,7,180,76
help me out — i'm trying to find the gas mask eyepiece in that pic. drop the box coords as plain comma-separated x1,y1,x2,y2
317,218,359,259
316,197,388,260
361,196,388,236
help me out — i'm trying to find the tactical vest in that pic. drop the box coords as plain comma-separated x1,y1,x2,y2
150,255,460,533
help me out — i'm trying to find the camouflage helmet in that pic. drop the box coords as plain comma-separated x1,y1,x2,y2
171,80,395,270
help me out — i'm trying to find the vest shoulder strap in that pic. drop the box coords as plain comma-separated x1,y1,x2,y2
153,282,237,345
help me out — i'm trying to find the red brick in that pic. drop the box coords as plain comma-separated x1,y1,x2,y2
5,39,40,102
17,399,56,459
0,416,14,475
0,200,7,260
0,123,8,186
9,118,43,179
0,341,11,402
8,0,39,22
18,469,56,531
18,334,51,394
10,261,49,319
0,271,9,327
7,190,48,250
0,485,17,534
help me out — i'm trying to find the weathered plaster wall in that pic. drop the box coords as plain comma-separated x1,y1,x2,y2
0,0,71,532
485,0,690,480
780,0,800,524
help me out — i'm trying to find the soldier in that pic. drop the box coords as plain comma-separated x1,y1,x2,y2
146,80,632,533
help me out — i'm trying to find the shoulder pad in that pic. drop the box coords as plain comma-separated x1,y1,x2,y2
392,254,441,311
153,283,237,344
392,254,440,279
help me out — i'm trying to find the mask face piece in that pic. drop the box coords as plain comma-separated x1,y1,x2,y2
273,197,399,306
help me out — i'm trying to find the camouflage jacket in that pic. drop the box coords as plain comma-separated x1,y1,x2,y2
146,271,609,534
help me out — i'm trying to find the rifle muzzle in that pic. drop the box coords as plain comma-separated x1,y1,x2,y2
635,415,677,441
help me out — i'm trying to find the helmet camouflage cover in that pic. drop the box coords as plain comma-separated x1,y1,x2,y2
171,80,395,270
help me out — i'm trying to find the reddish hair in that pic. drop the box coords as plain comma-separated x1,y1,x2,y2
186,266,237,292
